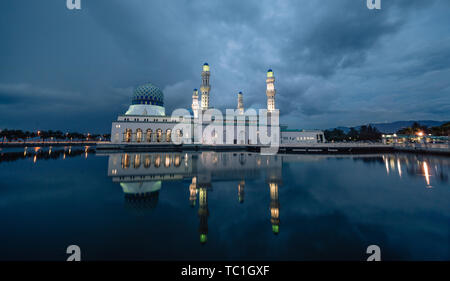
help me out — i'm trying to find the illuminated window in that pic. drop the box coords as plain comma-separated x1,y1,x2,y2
146,129,152,142
136,129,143,143
166,129,172,142
156,129,162,142
124,129,132,142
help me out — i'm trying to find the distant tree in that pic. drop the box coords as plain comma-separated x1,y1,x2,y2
429,122,450,136
347,127,359,141
324,129,347,142
397,122,429,135
358,125,381,141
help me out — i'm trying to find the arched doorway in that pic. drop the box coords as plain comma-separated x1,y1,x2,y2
136,129,143,143
124,129,132,143
166,129,172,143
156,129,162,143
146,129,152,142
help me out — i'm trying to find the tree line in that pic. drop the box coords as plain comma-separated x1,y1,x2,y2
397,122,450,136
324,125,382,142
0,129,110,142
324,121,449,142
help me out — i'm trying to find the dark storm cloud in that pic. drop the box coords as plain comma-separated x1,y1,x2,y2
0,0,449,132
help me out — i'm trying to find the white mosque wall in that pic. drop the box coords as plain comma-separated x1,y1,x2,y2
280,130,325,145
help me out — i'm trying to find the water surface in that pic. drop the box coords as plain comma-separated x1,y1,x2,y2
0,147,449,260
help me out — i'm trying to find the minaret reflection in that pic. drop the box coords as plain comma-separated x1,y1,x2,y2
267,159,282,235
238,181,245,204
189,177,198,207
269,182,280,235
198,183,210,244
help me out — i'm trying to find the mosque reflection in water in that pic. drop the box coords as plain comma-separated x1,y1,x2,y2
106,152,282,243
104,151,448,244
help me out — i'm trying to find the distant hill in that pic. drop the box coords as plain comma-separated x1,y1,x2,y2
329,120,448,134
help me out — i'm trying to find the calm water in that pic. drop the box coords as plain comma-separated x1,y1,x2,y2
0,147,449,261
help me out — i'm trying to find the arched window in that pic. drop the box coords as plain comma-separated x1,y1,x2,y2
156,129,162,143
136,129,143,143
124,129,132,143
146,129,152,142
166,129,172,143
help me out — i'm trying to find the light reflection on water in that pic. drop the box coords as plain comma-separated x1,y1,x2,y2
0,148,448,260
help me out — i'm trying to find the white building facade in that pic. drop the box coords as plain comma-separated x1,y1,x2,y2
110,63,325,146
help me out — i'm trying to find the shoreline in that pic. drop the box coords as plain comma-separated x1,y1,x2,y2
1,142,448,156
95,142,449,156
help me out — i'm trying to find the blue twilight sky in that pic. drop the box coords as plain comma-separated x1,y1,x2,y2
0,0,449,133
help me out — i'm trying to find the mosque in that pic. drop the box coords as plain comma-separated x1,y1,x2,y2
108,63,325,147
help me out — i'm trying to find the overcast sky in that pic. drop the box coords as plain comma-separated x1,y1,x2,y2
1,0,449,133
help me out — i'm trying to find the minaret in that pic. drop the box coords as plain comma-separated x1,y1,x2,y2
200,63,211,110
192,89,199,118
237,91,244,115
266,69,276,112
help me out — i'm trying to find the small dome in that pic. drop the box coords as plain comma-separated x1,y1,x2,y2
132,83,164,106
268,69,273,72
203,62,209,66
120,181,161,195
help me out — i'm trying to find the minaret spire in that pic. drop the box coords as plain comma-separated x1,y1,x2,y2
237,91,244,115
266,69,276,112
200,63,211,110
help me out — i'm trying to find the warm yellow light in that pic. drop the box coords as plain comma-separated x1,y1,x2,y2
203,64,210,72
423,162,431,187
267,71,273,78
417,131,424,137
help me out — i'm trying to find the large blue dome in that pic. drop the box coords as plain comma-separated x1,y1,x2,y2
132,83,164,106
